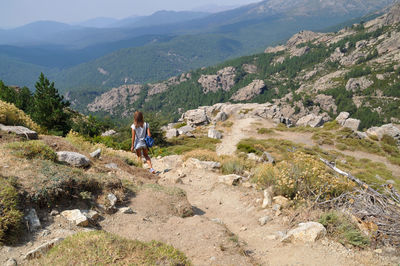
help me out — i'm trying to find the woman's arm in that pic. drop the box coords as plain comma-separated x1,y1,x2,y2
131,128,136,152
147,123,151,137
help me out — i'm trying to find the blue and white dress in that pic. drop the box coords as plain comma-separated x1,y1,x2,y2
131,122,149,150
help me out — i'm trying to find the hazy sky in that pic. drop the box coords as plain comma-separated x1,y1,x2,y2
0,0,259,28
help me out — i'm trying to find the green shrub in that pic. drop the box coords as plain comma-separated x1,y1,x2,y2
319,211,370,248
7,140,57,161
221,159,245,175
237,142,258,154
0,176,23,245
173,122,187,129
32,231,191,265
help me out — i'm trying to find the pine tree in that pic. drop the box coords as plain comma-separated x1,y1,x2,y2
32,73,70,134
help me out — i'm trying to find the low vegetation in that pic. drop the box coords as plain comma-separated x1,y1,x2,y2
152,136,220,157
32,231,191,265
6,140,57,161
0,100,42,132
0,175,23,245
319,211,370,248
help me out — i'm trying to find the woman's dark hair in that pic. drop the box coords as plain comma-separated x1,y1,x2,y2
134,111,144,127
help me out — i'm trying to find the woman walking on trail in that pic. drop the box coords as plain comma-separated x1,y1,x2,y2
131,111,156,174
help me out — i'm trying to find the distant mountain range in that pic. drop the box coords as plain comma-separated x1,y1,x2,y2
0,0,395,93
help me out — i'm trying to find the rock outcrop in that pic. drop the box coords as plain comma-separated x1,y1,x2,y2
346,77,373,92
230,80,266,101
0,124,38,140
198,67,236,93
296,114,324,128
367,124,400,144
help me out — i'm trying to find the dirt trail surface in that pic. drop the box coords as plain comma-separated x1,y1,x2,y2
101,157,394,265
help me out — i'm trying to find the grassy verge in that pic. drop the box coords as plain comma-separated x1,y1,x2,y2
32,231,191,265
6,140,57,161
0,175,23,245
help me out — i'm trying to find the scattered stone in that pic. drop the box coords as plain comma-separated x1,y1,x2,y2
105,163,119,170
24,238,64,260
247,153,262,162
259,215,272,226
240,227,247,231
90,148,101,159
374,249,383,254
273,196,290,208
0,124,38,140
281,222,326,243
166,128,179,139
61,210,89,227
5,258,17,266
242,182,254,188
272,204,282,211
296,114,324,128
177,125,195,136
262,151,275,164
56,151,90,167
119,207,135,214
262,187,274,208
82,210,100,220
218,174,242,186
25,208,41,232
101,130,117,137
211,218,223,224
50,210,59,216
107,193,118,207
343,118,361,131
208,128,222,139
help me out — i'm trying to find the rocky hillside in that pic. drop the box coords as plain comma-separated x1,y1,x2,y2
87,2,400,130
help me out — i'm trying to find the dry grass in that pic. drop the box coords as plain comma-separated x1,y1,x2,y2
182,149,221,162
0,100,42,132
31,231,191,265
6,140,57,161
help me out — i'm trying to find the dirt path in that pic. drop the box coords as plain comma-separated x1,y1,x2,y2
101,158,392,266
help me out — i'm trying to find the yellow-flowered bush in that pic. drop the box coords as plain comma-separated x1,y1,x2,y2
0,100,42,132
253,152,355,201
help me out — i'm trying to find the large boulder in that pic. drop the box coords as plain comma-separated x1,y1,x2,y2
182,109,209,126
198,67,236,93
345,77,373,92
230,80,266,101
90,148,101,159
367,124,400,144
343,118,361,131
57,151,90,167
296,114,324,128
178,125,195,136
282,222,326,243
214,111,228,122
0,124,38,140
335,112,350,126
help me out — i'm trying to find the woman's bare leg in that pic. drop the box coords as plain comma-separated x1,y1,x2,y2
142,148,153,169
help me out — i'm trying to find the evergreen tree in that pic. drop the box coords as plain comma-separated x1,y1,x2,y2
32,73,70,134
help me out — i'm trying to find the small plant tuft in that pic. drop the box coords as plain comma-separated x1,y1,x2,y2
7,140,57,161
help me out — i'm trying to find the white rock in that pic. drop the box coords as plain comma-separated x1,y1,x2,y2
105,163,118,169
107,193,118,206
0,124,38,140
247,153,262,162
5,258,17,266
101,130,117,137
214,111,228,122
218,174,242,186
183,108,209,126
335,112,350,126
343,118,361,131
272,204,282,211
81,210,99,220
281,222,326,243
262,187,273,208
24,238,64,260
56,151,90,167
119,207,135,214
90,148,101,159
178,125,195,135
61,210,89,227
25,208,41,232
346,77,373,92
259,215,272,226
208,128,222,139
184,158,221,171
166,128,179,139
296,114,324,128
